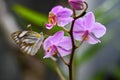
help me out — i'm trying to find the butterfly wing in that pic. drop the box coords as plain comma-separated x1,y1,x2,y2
30,32,44,55
11,31,44,55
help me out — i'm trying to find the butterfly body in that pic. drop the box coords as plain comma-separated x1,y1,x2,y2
11,31,44,55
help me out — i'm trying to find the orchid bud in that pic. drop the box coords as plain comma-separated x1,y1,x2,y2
68,0,85,10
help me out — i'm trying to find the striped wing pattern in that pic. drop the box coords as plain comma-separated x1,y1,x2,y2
11,31,44,55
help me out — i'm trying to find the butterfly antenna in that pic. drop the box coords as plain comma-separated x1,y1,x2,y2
27,24,32,31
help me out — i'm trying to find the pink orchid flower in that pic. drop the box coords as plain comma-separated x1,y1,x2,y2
73,12,106,44
46,5,73,29
43,31,72,58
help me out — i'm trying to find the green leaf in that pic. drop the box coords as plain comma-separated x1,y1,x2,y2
13,4,47,25
13,4,63,33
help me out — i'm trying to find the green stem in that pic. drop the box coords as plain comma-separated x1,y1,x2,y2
51,57,65,80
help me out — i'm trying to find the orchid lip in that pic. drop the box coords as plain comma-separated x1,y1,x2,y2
82,30,89,41
48,12,57,26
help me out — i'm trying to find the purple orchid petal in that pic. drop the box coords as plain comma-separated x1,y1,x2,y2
44,31,64,50
91,22,106,38
73,18,85,31
57,46,71,57
73,18,85,40
83,12,95,28
51,5,63,14
51,31,64,43
58,36,72,50
43,36,52,51
56,7,73,18
87,35,101,44
73,31,85,41
46,24,54,29
57,17,73,27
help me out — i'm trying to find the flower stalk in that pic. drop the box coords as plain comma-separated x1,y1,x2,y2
51,57,65,80
68,19,77,80
68,4,88,80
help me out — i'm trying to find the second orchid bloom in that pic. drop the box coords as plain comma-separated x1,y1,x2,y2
43,31,72,58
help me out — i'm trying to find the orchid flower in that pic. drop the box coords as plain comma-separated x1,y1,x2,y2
43,31,72,58
73,12,106,44
46,5,73,29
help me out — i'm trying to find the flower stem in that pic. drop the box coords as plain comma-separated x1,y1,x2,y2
51,57,65,80
68,3,88,79
68,19,77,80
58,52,69,65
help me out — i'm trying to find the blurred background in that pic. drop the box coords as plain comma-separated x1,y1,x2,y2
0,0,120,80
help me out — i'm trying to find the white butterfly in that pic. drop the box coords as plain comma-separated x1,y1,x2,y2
11,30,44,55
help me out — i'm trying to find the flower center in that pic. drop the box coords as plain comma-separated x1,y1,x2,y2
48,12,57,26
47,45,57,56
82,30,89,41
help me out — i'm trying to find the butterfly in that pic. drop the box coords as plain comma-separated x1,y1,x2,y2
11,30,44,55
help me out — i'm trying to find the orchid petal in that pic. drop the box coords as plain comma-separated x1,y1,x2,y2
56,8,73,18
73,31,85,41
51,6,63,14
44,31,64,50
57,17,73,27
73,18,85,32
83,12,95,28
58,37,72,50
57,46,71,57
43,36,52,51
51,31,64,43
73,19,85,40
91,22,106,38
87,35,101,44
